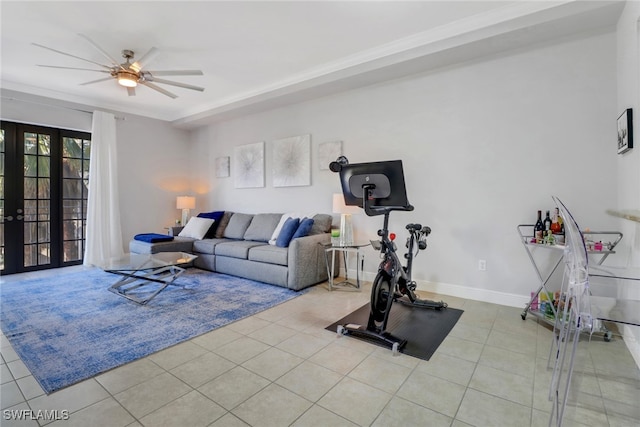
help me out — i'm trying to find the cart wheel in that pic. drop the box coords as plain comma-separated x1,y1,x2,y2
521,312,527,320
392,342,399,356
604,331,612,342
337,325,345,336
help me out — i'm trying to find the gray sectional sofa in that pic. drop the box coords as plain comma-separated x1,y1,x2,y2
129,212,334,291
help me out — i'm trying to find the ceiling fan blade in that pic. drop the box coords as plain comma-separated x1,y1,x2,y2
77,33,123,69
37,64,111,73
147,77,205,92
141,81,178,99
32,43,112,70
145,70,203,76
130,47,159,72
127,87,136,97
79,77,113,86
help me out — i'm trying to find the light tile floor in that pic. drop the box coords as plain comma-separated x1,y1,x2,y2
1,266,639,426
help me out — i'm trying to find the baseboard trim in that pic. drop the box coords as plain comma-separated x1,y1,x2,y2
348,269,530,309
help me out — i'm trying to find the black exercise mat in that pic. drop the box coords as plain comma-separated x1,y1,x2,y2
326,302,463,360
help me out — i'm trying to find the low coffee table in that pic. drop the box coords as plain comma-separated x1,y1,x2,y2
102,252,197,305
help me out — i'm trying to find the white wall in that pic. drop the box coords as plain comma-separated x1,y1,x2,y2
615,0,640,368
116,115,192,242
193,29,619,307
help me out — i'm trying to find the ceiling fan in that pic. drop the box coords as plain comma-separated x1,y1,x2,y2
33,34,204,99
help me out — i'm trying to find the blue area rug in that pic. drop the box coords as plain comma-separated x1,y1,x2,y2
0,268,306,394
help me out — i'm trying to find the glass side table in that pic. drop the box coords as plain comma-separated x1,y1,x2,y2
321,242,369,291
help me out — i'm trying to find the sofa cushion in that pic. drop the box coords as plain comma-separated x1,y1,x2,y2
215,240,266,259
310,214,332,235
214,211,234,238
248,244,288,266
223,213,253,239
276,217,300,248
192,238,229,255
197,211,225,238
243,213,282,242
292,218,314,239
178,217,215,240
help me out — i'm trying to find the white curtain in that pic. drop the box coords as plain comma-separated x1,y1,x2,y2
84,111,124,266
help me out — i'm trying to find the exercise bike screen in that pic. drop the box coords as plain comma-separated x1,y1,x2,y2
339,160,410,208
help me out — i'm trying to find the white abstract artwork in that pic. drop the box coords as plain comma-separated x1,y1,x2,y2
234,142,264,188
215,156,230,178
318,140,342,170
272,134,311,187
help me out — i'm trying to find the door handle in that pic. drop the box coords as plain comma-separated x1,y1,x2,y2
16,215,24,220
4,216,13,221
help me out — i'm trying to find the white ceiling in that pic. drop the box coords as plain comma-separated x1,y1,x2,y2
0,1,624,128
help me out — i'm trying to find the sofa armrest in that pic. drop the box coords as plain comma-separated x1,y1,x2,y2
287,233,332,290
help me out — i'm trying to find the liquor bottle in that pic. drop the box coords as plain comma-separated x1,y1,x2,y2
543,210,552,232
534,210,544,243
550,208,562,234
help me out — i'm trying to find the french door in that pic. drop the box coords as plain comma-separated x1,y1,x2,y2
0,121,91,275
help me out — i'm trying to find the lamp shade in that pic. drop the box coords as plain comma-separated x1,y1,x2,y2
332,193,360,215
176,196,196,210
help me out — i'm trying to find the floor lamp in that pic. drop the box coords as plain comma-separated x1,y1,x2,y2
333,193,359,246
176,196,196,226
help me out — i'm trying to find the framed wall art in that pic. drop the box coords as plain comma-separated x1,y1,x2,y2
272,134,311,187
617,108,633,154
215,156,230,178
234,142,264,188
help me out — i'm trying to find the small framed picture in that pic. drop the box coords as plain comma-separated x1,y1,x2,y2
617,108,633,154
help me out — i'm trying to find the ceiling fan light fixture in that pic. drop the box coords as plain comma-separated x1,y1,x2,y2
117,70,138,87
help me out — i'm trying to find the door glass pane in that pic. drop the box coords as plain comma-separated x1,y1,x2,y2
24,222,37,244
37,222,50,243
24,200,37,221
82,139,90,158
63,179,82,198
37,178,50,198
38,200,50,221
63,240,81,262
38,243,50,264
38,135,50,155
24,245,37,267
24,155,37,176
24,133,37,154
39,156,50,177
63,200,82,219
63,137,82,158
63,158,82,178
24,177,37,198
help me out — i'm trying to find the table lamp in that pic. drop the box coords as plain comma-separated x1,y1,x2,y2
176,196,196,226
333,193,359,246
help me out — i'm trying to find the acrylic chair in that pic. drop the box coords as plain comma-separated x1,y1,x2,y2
547,196,595,427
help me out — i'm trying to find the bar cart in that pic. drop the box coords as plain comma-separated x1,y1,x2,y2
516,224,622,341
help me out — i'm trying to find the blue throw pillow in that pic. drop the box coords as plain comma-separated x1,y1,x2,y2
198,211,225,238
276,217,300,247
292,218,314,240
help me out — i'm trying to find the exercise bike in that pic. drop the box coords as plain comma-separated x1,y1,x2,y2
331,157,447,354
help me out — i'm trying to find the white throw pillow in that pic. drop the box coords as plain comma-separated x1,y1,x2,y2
178,217,215,240
268,212,315,245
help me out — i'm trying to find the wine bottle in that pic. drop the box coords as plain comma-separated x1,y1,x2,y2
543,210,552,232
550,208,562,234
534,210,544,243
